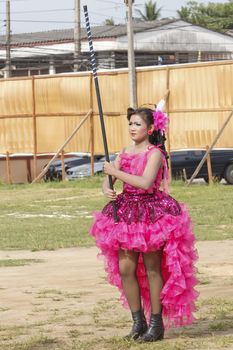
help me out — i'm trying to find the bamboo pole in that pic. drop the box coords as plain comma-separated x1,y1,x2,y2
188,108,233,185
6,151,12,184
61,150,66,181
90,75,94,176
32,76,37,181
206,145,213,185
31,109,92,183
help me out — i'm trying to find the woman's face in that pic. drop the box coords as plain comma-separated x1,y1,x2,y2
128,114,149,143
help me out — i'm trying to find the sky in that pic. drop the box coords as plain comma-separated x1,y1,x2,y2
0,0,229,35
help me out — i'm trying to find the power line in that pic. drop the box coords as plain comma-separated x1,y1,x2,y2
0,8,74,14
96,0,125,4
0,0,31,2
81,9,125,21
96,0,144,4
1,9,126,22
3,19,75,24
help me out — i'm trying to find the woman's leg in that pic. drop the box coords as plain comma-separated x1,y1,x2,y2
119,249,147,339
140,249,164,342
118,249,140,312
142,249,163,314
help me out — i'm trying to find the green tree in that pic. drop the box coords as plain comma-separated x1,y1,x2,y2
104,18,115,25
136,0,162,21
177,0,233,32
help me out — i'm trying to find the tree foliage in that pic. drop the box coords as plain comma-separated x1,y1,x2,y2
177,0,233,32
104,18,115,26
136,0,162,21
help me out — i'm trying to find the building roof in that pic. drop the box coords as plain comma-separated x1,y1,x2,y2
1,19,233,59
0,19,176,47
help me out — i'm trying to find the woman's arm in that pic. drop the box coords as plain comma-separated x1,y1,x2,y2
104,149,162,190
102,152,122,200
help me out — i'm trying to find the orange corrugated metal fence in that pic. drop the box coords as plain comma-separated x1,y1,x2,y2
0,60,233,156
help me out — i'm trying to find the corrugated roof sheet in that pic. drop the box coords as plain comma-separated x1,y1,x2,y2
0,19,176,46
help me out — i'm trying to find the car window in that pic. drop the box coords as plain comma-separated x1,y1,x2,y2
171,151,189,157
193,150,204,157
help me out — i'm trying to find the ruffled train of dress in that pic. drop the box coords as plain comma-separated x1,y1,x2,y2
90,202,198,328
90,147,198,328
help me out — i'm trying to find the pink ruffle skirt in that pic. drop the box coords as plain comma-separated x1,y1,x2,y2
90,191,198,328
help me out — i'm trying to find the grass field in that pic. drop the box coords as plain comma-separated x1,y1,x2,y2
0,177,233,250
1,178,233,350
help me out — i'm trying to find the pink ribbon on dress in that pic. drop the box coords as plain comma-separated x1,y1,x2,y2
162,156,169,194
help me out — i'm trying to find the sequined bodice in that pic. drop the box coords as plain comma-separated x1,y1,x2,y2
119,146,165,194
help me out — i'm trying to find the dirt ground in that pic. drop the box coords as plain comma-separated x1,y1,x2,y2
1,240,233,349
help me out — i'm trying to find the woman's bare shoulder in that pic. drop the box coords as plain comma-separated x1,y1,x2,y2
147,147,163,162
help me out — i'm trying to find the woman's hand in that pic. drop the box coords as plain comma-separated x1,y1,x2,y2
103,161,117,177
103,188,117,201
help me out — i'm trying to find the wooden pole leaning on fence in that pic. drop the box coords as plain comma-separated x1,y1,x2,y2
188,108,233,186
61,150,66,181
206,145,213,185
6,151,12,184
31,109,92,184
182,168,188,183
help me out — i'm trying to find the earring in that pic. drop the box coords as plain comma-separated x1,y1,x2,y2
148,130,153,135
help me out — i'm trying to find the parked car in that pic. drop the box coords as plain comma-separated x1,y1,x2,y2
66,154,117,180
43,154,90,181
170,148,233,184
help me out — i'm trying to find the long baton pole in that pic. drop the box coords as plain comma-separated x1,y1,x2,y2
83,5,118,222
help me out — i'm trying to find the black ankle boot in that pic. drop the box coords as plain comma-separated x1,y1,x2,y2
139,312,164,342
124,309,147,340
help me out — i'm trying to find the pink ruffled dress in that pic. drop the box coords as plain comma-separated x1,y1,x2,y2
90,145,198,328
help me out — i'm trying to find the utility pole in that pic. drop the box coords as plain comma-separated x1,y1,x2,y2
124,0,137,108
5,0,11,78
74,0,81,72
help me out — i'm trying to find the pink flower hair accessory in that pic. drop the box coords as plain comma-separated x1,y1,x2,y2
152,110,169,135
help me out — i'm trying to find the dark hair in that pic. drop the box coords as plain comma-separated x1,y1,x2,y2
127,107,167,156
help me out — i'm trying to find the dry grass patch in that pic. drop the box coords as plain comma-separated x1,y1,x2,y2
0,259,44,267
0,179,233,250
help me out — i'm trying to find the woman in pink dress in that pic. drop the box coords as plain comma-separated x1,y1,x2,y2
90,107,198,342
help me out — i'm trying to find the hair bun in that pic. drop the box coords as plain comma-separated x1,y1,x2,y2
127,107,135,118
